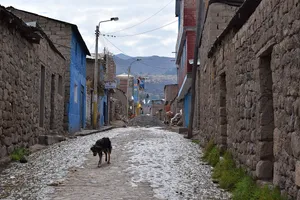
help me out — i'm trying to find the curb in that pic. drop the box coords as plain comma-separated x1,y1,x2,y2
74,126,115,137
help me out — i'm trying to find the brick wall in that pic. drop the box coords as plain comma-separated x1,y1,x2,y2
183,0,197,27
176,0,197,91
0,18,66,160
105,54,116,83
196,0,300,198
116,76,133,98
164,84,178,102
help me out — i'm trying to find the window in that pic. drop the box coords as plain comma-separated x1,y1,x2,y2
74,84,78,103
58,75,63,95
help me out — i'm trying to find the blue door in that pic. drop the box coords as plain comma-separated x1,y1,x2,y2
184,92,191,128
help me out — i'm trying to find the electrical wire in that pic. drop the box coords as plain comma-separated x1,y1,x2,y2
103,37,129,72
103,36,127,55
115,20,178,37
104,0,174,34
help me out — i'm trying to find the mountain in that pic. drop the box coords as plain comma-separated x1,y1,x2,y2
115,53,132,60
113,54,177,75
113,54,177,99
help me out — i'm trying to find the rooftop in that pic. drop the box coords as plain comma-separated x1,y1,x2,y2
6,6,91,56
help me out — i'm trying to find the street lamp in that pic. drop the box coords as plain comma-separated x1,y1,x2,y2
93,17,119,129
127,58,141,119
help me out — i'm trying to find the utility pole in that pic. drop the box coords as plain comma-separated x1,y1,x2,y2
187,0,203,138
126,67,131,118
92,17,119,129
92,25,100,129
126,58,141,119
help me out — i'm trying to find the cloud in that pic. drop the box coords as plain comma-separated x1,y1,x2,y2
161,37,177,46
1,0,178,57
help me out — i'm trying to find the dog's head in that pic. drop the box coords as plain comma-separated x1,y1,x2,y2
90,145,99,156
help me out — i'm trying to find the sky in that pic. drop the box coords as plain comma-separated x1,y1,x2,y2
1,0,178,58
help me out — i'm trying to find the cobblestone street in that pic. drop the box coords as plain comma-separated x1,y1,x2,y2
0,127,229,200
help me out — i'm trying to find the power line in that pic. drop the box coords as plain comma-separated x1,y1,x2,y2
105,0,174,34
115,20,178,37
103,37,129,72
103,36,127,55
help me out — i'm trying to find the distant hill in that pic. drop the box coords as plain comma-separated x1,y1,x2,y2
115,53,132,60
113,54,177,99
113,54,177,75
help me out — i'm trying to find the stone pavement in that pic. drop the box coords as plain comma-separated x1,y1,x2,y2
50,127,229,200
0,127,229,200
74,126,114,137
51,131,158,200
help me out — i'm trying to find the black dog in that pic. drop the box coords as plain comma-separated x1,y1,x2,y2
90,137,112,167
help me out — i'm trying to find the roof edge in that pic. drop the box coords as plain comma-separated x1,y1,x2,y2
6,6,91,56
208,0,261,57
0,6,65,60
197,0,244,49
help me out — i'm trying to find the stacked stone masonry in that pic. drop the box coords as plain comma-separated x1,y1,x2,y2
0,12,66,160
196,0,300,198
8,8,83,132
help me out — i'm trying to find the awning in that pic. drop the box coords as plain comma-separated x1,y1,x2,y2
177,73,192,100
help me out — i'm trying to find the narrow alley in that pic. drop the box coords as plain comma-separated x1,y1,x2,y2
0,128,229,200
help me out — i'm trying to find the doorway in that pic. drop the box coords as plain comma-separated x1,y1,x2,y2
80,85,85,128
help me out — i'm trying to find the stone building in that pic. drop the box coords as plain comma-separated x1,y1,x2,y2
151,100,165,120
86,51,117,128
111,88,127,121
0,6,66,160
164,84,181,113
116,73,134,97
164,84,178,103
86,55,106,128
8,7,91,134
194,0,300,198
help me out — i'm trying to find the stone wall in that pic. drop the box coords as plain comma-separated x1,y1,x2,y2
195,2,238,131
111,89,127,118
196,0,300,198
9,8,89,133
0,14,66,160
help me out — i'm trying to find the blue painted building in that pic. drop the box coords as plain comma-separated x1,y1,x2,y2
99,64,108,127
7,7,91,134
68,31,90,133
184,92,192,127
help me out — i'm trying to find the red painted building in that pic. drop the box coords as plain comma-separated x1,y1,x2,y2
175,0,197,127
